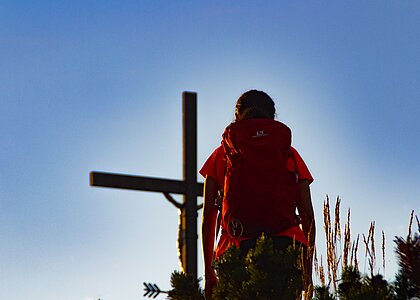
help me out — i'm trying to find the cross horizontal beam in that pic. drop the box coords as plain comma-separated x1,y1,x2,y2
90,171,204,197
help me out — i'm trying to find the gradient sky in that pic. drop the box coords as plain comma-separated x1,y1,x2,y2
1,1,419,299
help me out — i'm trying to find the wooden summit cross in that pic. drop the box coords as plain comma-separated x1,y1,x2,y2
90,92,204,278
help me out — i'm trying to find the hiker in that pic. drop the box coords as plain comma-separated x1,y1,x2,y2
201,90,315,299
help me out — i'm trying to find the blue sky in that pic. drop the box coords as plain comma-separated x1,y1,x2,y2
1,1,419,299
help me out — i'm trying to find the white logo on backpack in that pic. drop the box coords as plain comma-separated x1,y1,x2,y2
253,130,268,138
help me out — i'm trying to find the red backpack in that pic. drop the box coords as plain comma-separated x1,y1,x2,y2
221,118,299,239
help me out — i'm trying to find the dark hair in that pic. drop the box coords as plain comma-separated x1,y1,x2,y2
235,90,276,121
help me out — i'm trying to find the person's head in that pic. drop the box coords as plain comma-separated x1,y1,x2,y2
235,89,276,121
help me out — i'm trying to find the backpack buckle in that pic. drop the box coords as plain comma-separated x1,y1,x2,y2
214,189,223,209
228,218,244,238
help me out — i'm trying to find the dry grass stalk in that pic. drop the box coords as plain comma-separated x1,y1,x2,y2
332,199,341,293
323,196,342,294
297,239,315,299
323,196,331,242
319,255,326,287
351,234,360,271
343,209,351,268
369,222,376,274
362,222,376,276
323,196,333,286
363,233,370,273
319,197,392,296
382,230,386,276
334,197,341,243
314,246,319,277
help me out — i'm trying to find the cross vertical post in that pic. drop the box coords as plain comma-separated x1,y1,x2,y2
182,92,198,277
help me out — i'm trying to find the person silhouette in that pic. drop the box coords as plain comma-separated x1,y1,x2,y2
201,90,315,299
